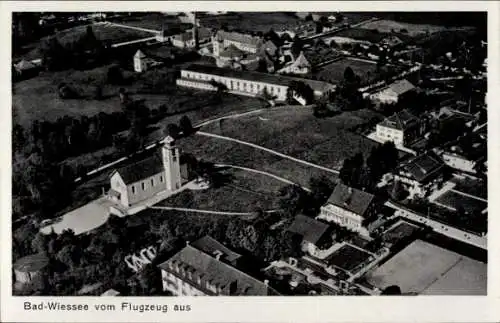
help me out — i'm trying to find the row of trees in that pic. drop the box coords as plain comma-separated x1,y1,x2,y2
339,142,399,192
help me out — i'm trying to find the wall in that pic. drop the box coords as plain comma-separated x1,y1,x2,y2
161,270,207,296
110,172,129,207
442,154,476,173
126,171,166,205
318,204,364,231
376,124,404,146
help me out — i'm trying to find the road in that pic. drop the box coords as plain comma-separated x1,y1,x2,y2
196,131,340,176
384,201,487,250
302,17,381,41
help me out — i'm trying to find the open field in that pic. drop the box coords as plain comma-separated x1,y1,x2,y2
200,12,302,33
365,239,486,295
158,169,286,212
313,57,402,85
358,19,450,38
326,244,373,272
113,14,192,33
435,190,487,213
200,107,382,170
20,23,154,61
333,28,411,44
179,134,337,189
13,64,262,129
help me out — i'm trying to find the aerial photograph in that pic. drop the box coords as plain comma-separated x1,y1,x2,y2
11,11,487,296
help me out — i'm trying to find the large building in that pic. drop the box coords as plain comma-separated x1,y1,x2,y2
176,64,336,102
318,183,378,236
158,236,279,296
108,136,187,208
369,79,416,105
375,109,422,147
212,30,264,57
393,153,446,199
277,51,312,75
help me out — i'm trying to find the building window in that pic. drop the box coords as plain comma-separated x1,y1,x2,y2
151,178,155,187
142,182,145,191
131,185,136,194
160,175,164,183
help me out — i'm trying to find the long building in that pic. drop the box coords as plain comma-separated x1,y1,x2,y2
176,64,336,102
158,236,279,296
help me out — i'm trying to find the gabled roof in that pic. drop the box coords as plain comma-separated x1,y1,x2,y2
287,214,330,245
386,79,416,96
326,183,375,216
215,30,263,47
219,44,246,58
290,51,311,69
15,59,37,70
113,150,164,185
158,243,277,296
13,253,49,272
134,50,146,59
190,236,242,264
378,109,419,131
397,153,444,183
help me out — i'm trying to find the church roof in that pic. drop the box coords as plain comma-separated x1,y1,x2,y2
114,151,164,185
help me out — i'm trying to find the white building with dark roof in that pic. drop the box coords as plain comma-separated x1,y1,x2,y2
176,64,335,102
369,79,416,104
277,51,312,75
287,214,332,256
376,109,422,146
212,30,264,57
393,153,446,199
108,136,187,208
318,183,378,236
158,236,279,296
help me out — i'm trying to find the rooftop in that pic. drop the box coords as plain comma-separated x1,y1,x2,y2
378,109,419,131
219,44,246,58
158,238,277,296
190,235,242,264
287,214,330,245
215,30,263,47
183,64,336,93
397,153,444,183
113,150,164,185
326,183,375,216
386,79,416,96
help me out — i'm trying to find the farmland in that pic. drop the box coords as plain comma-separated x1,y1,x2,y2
358,19,450,38
199,106,383,170
111,13,192,33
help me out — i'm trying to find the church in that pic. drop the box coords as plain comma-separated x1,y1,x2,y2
108,136,188,208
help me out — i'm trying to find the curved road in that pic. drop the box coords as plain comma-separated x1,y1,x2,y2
197,131,340,175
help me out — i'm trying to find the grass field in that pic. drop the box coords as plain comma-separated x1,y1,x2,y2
357,19,449,38
113,14,192,32
199,12,302,33
178,134,337,189
157,168,286,212
435,191,487,214
333,28,411,44
200,106,382,170
366,239,486,295
313,57,394,84
21,23,154,61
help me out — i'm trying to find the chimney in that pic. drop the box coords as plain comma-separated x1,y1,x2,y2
213,250,224,261
264,279,269,286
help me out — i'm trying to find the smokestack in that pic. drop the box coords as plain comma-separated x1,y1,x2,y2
192,12,199,49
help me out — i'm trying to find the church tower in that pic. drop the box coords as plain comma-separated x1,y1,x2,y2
162,136,182,191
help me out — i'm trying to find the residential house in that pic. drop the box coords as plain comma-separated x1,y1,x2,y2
133,49,171,73
379,36,404,50
393,153,446,199
158,236,279,296
176,64,335,102
277,51,312,75
171,27,212,49
369,79,416,105
287,215,332,256
438,134,486,174
108,136,188,208
376,109,422,147
318,183,378,236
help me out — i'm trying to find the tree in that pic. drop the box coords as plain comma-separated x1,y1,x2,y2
391,180,408,201
31,232,48,254
382,285,402,295
56,245,77,269
308,176,335,209
108,66,124,85
278,184,310,218
137,263,161,295
291,37,304,58
339,153,364,188
179,116,193,135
